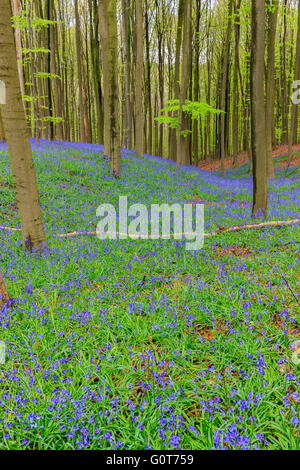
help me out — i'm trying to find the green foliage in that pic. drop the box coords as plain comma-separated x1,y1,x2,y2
34,72,62,81
12,15,60,32
22,48,51,55
155,99,223,137
42,116,64,124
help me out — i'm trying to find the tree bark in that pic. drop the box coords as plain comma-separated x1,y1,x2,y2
11,0,25,102
145,1,152,155
220,0,233,177
99,0,121,176
265,0,279,179
122,0,132,150
287,0,300,168
232,0,241,165
176,0,191,168
135,0,144,156
251,0,268,216
75,0,90,143
170,0,184,162
50,0,64,141
0,0,46,251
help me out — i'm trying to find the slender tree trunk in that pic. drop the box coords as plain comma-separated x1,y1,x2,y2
99,0,111,157
27,3,40,144
145,2,152,155
176,0,191,168
0,0,46,251
251,0,268,216
287,0,300,168
99,0,121,176
122,0,132,150
135,0,144,156
220,0,233,177
11,0,25,102
232,0,241,165
75,0,90,143
281,0,288,144
46,0,54,140
193,0,201,165
265,0,279,179
50,1,64,141
170,0,184,162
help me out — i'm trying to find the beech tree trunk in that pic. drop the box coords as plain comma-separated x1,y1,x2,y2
99,0,121,176
0,111,4,141
135,0,144,157
170,0,184,162
50,0,64,141
232,0,241,165
122,0,132,150
265,0,279,179
0,0,46,251
176,0,191,168
220,0,233,177
11,0,25,102
251,0,268,216
145,1,152,155
75,0,90,143
287,0,300,168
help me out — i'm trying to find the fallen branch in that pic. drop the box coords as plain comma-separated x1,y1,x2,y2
1,219,299,240
56,219,300,239
203,218,300,237
0,225,21,232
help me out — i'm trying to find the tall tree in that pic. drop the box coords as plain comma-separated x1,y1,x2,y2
251,0,268,216
50,0,64,141
232,0,241,165
176,0,191,168
220,0,233,176
287,0,300,168
135,0,144,156
99,0,121,176
122,0,133,150
0,110,4,141
265,0,279,179
75,0,90,143
0,0,46,251
11,0,25,102
170,0,184,162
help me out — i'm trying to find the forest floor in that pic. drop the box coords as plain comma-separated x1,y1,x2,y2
198,143,300,172
0,140,299,450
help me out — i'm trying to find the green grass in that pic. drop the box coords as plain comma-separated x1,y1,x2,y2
0,140,299,450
